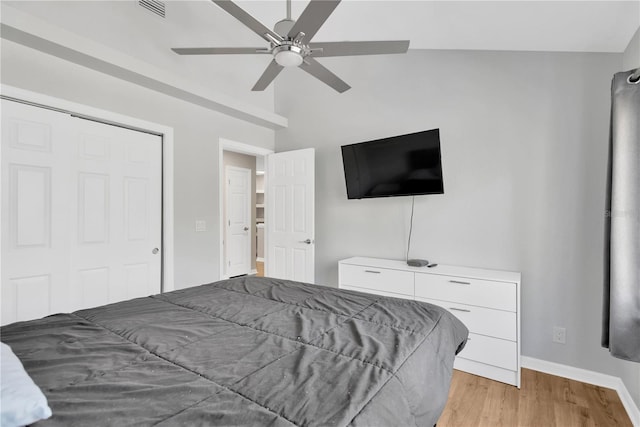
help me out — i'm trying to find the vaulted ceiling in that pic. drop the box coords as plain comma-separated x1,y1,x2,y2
8,1,638,53
3,1,638,110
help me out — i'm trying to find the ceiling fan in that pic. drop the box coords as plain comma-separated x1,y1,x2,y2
172,0,410,93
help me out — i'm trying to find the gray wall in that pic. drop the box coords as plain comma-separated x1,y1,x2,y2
1,40,275,289
275,49,640,405
623,27,640,71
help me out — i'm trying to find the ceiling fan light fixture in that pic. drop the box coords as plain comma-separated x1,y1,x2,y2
274,45,304,67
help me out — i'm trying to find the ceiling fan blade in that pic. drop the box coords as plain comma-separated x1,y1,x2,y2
212,0,282,44
172,47,269,55
309,40,410,57
300,57,350,93
287,0,341,42
252,60,284,91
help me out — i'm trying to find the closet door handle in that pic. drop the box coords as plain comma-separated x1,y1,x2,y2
448,307,471,313
364,270,381,274
449,280,471,285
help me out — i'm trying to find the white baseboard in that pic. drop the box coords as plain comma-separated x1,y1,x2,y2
256,257,264,262
522,356,640,427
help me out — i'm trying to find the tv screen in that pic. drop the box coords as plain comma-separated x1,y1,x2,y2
341,129,444,199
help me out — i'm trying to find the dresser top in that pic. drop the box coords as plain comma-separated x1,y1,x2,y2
339,257,521,284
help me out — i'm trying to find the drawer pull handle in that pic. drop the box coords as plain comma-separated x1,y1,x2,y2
364,270,381,274
449,280,471,285
449,307,471,313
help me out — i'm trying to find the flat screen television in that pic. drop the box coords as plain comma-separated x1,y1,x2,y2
341,128,444,199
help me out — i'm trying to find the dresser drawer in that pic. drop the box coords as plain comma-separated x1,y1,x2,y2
416,297,516,341
458,333,517,371
415,273,516,312
340,264,414,297
341,285,414,301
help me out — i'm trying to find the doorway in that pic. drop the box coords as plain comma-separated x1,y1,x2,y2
255,157,265,277
219,139,272,279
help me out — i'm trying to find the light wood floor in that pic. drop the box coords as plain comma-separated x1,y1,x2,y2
437,368,632,427
256,261,264,277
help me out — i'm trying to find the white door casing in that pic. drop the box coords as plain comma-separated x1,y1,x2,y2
265,148,315,283
1,99,163,325
225,166,251,277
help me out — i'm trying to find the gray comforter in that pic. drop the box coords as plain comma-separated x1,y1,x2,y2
1,276,468,426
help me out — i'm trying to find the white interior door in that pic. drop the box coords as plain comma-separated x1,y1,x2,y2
225,165,251,277
265,148,315,283
1,99,162,325
70,117,162,307
2,100,73,324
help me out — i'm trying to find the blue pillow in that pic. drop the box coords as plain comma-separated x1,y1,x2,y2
1,342,52,427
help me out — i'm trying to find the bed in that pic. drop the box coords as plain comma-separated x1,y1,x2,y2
1,276,468,426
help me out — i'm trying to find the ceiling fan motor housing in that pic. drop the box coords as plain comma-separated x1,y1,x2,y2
274,19,296,36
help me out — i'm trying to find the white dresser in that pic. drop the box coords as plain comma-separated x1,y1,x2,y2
338,257,521,388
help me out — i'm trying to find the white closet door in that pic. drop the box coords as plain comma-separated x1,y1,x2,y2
69,117,162,309
1,100,162,325
2,101,74,323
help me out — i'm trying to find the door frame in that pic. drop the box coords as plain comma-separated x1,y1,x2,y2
1,84,175,292
218,138,273,280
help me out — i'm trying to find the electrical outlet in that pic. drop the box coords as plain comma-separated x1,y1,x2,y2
195,220,207,232
553,326,566,344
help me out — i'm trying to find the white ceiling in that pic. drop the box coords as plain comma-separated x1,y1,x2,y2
3,1,639,104
8,1,639,53
221,0,640,52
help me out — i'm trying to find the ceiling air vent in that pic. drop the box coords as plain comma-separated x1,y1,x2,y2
139,0,165,18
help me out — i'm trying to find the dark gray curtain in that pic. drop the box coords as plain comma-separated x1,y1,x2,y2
602,68,640,362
